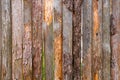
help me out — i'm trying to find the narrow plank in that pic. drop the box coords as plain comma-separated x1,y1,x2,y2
92,0,102,80
111,0,120,80
0,0,2,79
32,0,42,80
63,0,73,79
43,0,54,79
11,0,23,79
73,0,82,79
81,0,92,80
102,0,111,80
1,0,12,79
53,0,63,80
62,0,73,80
23,0,32,80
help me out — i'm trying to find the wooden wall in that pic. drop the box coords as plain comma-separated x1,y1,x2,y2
0,0,119,80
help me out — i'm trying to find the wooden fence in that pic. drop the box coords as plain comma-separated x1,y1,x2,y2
0,0,119,80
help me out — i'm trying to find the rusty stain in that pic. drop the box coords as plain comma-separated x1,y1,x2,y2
44,0,53,25
94,73,98,80
54,34,63,80
93,0,99,38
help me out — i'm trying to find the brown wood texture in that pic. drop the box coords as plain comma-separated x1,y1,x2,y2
43,0,54,79
63,0,73,80
1,0,12,80
53,0,63,80
92,0,102,80
82,0,92,80
11,0,23,79
32,0,42,80
102,0,111,80
23,0,32,80
111,0,120,80
73,0,82,80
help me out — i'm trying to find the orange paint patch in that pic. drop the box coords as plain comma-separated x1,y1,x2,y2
44,0,53,25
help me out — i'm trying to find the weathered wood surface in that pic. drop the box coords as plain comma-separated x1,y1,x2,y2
82,0,92,80
1,0,12,80
53,0,63,80
63,0,73,80
92,0,102,80
111,0,120,80
44,0,54,79
11,0,23,79
102,0,111,80
23,0,32,80
0,0,2,79
32,0,42,80
73,0,82,80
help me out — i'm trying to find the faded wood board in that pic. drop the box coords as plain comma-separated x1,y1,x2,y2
73,0,82,79
1,0,12,79
11,0,23,79
92,0,102,80
53,0,63,80
32,0,42,80
102,0,111,80
23,0,32,80
111,0,120,80
0,0,2,79
63,0,73,79
81,0,92,80
43,0,54,79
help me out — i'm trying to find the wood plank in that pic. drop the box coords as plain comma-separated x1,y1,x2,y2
111,0,120,80
102,0,111,80
43,0,54,79
0,0,2,79
53,0,63,80
1,0,12,79
92,0,102,80
23,0,32,80
81,0,92,80
63,0,73,79
73,0,82,79
11,0,23,79
32,0,42,80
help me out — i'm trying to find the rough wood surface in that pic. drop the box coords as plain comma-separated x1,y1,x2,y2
102,0,111,80
23,0,32,80
63,1,73,79
11,0,23,79
53,0,63,80
111,0,120,80
32,0,42,80
1,0,12,79
92,0,102,80
82,0,92,80
73,0,82,80
44,0,54,79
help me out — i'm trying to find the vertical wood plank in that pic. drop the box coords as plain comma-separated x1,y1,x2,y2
43,0,54,79
63,0,73,79
73,0,82,79
92,0,102,80
82,0,92,80
0,0,2,79
53,0,63,80
111,0,120,80
102,0,111,80
32,0,42,80
23,0,32,80
1,0,12,79
11,0,23,79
